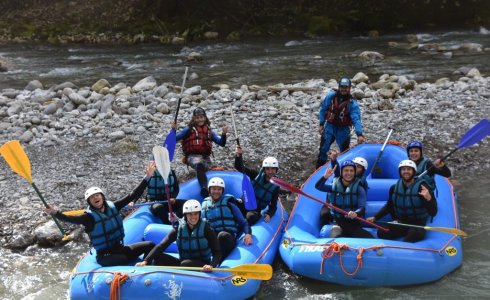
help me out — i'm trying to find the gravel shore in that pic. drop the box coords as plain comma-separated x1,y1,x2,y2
0,70,488,249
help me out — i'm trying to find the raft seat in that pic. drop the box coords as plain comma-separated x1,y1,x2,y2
143,223,179,253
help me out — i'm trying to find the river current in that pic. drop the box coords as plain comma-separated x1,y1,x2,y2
1,30,489,299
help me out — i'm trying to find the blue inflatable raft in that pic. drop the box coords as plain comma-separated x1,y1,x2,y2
279,143,463,286
69,170,287,299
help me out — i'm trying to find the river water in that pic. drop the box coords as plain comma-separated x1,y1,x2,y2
1,30,489,299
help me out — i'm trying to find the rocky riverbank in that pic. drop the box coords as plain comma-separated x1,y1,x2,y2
0,70,488,250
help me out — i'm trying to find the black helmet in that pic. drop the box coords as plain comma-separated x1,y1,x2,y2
193,107,206,116
339,77,352,87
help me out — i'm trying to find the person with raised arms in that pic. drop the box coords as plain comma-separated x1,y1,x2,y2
315,160,373,238
367,159,437,243
173,107,227,198
201,177,253,261
135,199,221,271
316,77,365,169
234,146,280,225
406,140,451,190
44,162,157,267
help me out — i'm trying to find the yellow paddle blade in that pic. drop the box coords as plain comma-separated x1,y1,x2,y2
222,263,273,280
149,263,273,280
63,209,86,216
424,226,468,237
0,140,33,183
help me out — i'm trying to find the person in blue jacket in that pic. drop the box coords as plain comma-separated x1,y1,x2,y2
135,199,221,271
316,77,365,169
173,107,227,198
44,162,157,267
201,177,253,261
315,160,373,238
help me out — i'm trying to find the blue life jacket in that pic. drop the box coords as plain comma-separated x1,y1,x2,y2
201,195,238,235
177,219,212,262
147,170,176,200
328,177,360,219
415,157,436,190
86,201,125,251
358,174,369,191
252,168,279,210
392,179,429,221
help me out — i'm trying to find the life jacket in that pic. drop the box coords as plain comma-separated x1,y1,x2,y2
358,174,369,191
325,93,353,126
415,157,436,190
182,125,212,156
252,168,279,210
177,219,212,262
201,195,238,235
147,170,176,200
392,178,428,221
86,201,125,251
328,177,360,219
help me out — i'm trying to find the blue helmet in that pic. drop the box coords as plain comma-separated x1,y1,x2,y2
407,140,423,155
340,160,357,177
339,77,352,87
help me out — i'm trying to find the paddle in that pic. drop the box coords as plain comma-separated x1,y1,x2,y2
63,201,169,216
270,177,389,232
146,263,273,280
418,118,490,178
368,128,394,176
163,66,189,161
377,221,467,237
0,140,70,240
153,146,175,219
230,105,257,210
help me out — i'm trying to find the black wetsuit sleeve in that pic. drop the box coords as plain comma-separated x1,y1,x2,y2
55,212,95,232
426,160,452,178
266,189,279,217
144,228,178,263
234,155,259,178
170,170,180,198
421,182,438,217
315,176,333,192
113,178,150,210
205,224,222,267
374,185,396,221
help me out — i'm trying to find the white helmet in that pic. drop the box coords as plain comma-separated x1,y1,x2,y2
85,187,104,201
262,157,279,168
353,157,368,170
208,177,225,189
183,199,202,214
398,159,417,171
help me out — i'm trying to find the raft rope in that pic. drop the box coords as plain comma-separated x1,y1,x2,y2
110,272,129,300
320,242,372,276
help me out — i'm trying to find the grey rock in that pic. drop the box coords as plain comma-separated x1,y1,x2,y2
25,80,43,91
53,82,78,91
20,131,34,143
109,130,126,141
91,79,111,93
132,76,157,92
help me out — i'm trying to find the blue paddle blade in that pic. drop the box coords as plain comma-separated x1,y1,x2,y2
163,129,176,161
457,119,490,148
242,174,257,210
